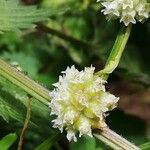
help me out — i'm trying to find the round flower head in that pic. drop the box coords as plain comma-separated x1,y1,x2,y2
97,0,150,26
49,66,119,142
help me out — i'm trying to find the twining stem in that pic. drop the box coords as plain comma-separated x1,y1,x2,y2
94,128,140,150
0,58,50,105
96,24,132,80
17,96,32,150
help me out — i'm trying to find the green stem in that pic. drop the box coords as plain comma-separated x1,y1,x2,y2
96,24,132,80
94,127,140,150
17,96,32,150
0,58,50,105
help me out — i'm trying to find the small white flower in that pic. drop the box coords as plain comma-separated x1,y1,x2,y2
101,1,120,16
49,66,119,142
67,130,77,142
97,0,150,26
136,3,149,22
122,0,133,9
120,9,136,26
63,110,78,124
79,117,92,137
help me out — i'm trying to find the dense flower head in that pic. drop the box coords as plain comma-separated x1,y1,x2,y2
97,0,150,26
49,66,119,142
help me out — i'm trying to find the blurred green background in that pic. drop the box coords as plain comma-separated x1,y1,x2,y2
0,0,150,149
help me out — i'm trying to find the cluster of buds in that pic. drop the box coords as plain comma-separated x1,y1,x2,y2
49,66,119,142
97,0,150,26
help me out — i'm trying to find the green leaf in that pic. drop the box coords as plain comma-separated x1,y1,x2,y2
0,133,17,150
35,133,60,150
0,0,68,32
0,74,31,123
0,75,49,127
140,142,150,150
0,77,26,122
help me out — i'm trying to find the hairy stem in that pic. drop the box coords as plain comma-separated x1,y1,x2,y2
94,128,140,150
96,24,132,80
0,58,50,105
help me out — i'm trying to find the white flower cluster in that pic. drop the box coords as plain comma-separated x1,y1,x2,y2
97,0,149,26
49,66,119,142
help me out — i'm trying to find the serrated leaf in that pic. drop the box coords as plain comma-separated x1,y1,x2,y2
0,0,68,32
0,133,17,150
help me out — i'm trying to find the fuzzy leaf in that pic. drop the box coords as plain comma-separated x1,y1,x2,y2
0,0,68,32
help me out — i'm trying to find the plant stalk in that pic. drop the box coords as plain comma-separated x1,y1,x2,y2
17,96,32,150
96,24,132,80
0,58,50,105
94,127,140,150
